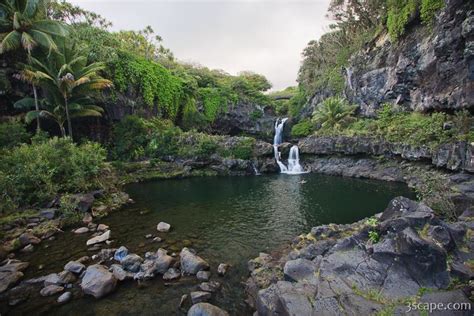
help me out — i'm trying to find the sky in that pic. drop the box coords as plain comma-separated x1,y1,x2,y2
70,0,332,90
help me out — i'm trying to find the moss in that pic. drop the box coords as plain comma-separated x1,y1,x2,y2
0,210,39,226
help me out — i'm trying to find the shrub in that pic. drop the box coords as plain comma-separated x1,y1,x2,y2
110,115,151,161
0,121,30,149
0,138,106,211
387,0,418,41
420,0,444,25
250,109,263,121
291,119,314,138
312,97,356,130
227,138,256,160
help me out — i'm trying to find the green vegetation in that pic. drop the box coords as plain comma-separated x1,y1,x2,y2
291,119,313,138
0,137,107,212
414,171,456,220
386,0,418,41
420,0,445,26
0,121,30,148
312,97,356,130
111,115,257,162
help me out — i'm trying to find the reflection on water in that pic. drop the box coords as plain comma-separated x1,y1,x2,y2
13,174,414,315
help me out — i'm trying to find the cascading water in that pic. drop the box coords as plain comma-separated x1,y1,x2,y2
273,118,306,174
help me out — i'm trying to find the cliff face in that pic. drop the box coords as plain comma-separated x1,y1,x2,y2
306,0,474,117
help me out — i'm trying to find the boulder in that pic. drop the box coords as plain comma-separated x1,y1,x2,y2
187,303,229,316
19,233,41,246
40,284,64,297
163,268,181,281
57,291,72,304
80,264,117,298
283,258,317,282
190,291,212,304
157,222,171,232
57,271,76,284
39,208,57,220
197,271,211,281
0,270,23,293
217,263,229,276
110,264,133,281
64,261,85,274
114,246,129,262
82,213,93,224
43,273,61,286
74,227,89,234
180,248,209,275
86,230,111,246
121,254,143,273
70,193,95,212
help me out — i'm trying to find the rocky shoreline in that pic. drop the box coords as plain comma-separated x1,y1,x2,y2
246,197,473,315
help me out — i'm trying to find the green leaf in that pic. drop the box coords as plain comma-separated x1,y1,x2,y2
0,30,21,53
14,97,36,109
32,20,68,37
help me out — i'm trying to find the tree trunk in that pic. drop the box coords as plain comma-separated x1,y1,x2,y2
64,96,73,139
32,84,40,133
59,123,66,137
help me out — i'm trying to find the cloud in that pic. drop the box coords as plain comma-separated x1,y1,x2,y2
70,0,331,90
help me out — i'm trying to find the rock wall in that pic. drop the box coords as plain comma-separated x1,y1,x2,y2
246,197,474,315
306,0,474,117
298,135,474,173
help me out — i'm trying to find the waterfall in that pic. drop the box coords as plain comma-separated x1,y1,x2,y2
251,162,261,176
273,118,306,174
287,145,303,173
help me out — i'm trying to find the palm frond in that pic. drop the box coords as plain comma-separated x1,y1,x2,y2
14,97,36,109
21,31,36,53
0,30,21,53
70,109,103,118
31,20,68,37
29,29,57,53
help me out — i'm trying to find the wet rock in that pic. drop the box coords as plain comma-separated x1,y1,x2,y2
163,268,181,281
57,291,72,304
39,208,57,220
82,213,93,224
190,291,212,304
153,237,162,242
157,222,171,232
74,227,89,234
40,284,64,297
121,254,143,273
283,258,317,283
428,225,454,251
180,247,209,275
86,230,110,246
57,271,76,284
180,294,190,308
19,233,41,246
96,248,116,262
80,264,117,298
70,193,95,212
199,281,221,293
0,262,25,293
20,244,34,253
43,273,61,286
64,261,85,274
110,264,133,281
187,302,229,316
145,234,153,239
97,224,109,232
450,261,474,281
196,271,211,281
114,246,129,262
217,263,229,276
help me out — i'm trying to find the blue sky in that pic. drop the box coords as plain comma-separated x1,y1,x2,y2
71,0,331,90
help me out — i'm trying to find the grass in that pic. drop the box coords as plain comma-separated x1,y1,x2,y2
0,209,39,226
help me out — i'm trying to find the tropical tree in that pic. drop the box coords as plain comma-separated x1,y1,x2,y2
0,0,67,55
312,97,357,130
18,40,112,137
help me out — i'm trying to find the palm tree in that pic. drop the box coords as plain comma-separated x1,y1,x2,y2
14,63,50,132
312,97,357,130
0,0,67,55
17,41,112,137
15,95,104,137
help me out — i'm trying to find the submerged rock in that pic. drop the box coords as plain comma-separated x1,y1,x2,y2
157,222,171,232
57,291,72,304
180,248,209,275
86,230,111,246
40,284,64,297
217,263,229,276
196,271,211,281
74,227,89,234
81,264,117,298
187,303,229,316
